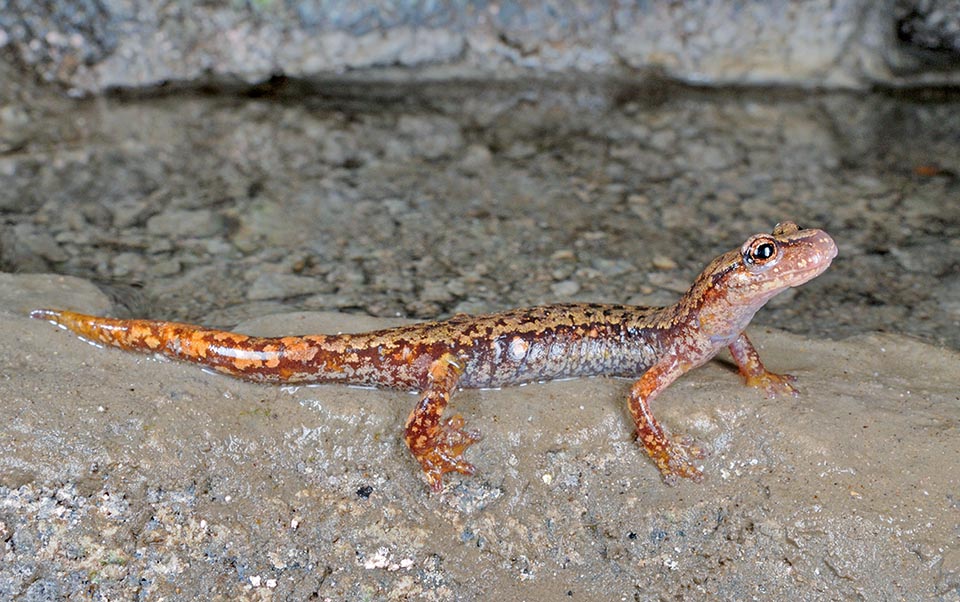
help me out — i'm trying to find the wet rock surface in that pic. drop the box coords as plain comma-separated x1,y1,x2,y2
2,276,960,599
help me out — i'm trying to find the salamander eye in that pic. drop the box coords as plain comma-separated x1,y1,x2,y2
743,236,779,268
754,242,775,260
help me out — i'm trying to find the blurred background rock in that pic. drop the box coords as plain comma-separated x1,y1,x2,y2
1,0,960,97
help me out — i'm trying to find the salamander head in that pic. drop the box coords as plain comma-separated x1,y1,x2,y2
662,221,836,350
713,221,837,306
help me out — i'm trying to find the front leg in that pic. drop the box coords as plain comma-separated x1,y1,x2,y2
628,356,706,485
404,353,482,492
728,332,798,398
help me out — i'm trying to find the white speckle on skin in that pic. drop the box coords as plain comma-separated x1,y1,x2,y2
508,337,529,361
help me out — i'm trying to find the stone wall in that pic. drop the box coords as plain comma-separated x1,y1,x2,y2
0,0,959,95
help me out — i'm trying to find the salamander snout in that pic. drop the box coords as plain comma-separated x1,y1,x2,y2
779,226,837,284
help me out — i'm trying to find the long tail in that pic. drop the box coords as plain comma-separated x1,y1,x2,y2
29,308,364,384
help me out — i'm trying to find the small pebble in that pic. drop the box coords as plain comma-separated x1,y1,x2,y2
652,255,678,270
551,280,580,297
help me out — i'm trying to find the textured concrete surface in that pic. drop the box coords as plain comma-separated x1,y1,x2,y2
3,274,960,599
1,0,960,94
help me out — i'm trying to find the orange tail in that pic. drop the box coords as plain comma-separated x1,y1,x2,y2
30,309,334,383
30,308,246,354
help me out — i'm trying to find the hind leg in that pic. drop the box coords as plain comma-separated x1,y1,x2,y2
404,353,482,492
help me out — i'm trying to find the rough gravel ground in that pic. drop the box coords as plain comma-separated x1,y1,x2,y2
1,81,959,349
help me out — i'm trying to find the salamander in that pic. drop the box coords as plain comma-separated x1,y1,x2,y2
31,221,837,492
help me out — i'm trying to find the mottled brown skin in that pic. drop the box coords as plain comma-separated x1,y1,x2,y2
31,222,837,492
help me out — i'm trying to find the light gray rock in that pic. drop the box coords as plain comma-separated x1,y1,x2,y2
10,223,68,263
2,1,960,94
3,273,960,599
550,279,580,297
146,209,221,238
247,272,331,301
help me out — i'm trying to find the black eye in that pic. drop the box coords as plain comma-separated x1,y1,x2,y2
744,237,778,267
753,243,775,261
